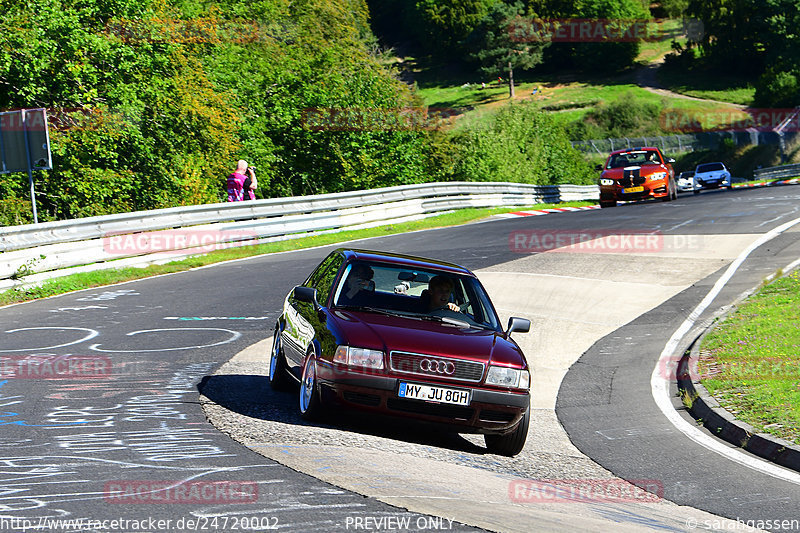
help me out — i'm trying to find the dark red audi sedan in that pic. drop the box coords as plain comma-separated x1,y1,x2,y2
269,248,532,456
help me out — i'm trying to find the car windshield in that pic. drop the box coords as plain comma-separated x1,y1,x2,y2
697,163,724,172
332,261,501,331
607,150,660,168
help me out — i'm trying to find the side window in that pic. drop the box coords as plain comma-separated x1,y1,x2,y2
306,253,343,306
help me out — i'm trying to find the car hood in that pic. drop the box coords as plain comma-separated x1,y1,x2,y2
330,310,526,368
602,165,668,179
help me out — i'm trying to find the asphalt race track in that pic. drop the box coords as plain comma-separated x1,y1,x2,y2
1,186,799,532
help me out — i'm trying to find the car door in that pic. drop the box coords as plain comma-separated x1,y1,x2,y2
282,252,344,372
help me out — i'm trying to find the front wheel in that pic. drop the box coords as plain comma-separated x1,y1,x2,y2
268,326,291,390
484,408,530,456
599,200,617,208
299,353,323,420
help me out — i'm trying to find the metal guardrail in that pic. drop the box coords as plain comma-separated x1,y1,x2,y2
572,131,795,156
753,163,800,181
0,182,599,283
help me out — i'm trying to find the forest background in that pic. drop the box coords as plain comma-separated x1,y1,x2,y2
1,0,794,225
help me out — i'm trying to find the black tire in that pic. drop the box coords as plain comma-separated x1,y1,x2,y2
268,326,292,390
299,352,323,420
484,408,530,456
671,180,679,200
599,200,616,208
693,188,700,195
662,179,676,202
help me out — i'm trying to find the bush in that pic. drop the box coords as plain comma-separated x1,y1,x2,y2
567,93,664,139
754,69,800,108
446,101,595,185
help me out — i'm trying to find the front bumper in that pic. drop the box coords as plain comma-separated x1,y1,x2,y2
600,179,669,202
317,365,530,434
696,175,730,188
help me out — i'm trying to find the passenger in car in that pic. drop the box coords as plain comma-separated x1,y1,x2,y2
340,264,375,305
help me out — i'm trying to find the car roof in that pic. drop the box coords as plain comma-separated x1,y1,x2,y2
335,248,473,276
608,147,660,156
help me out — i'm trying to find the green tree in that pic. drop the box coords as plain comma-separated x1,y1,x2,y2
411,0,497,57
466,1,546,95
537,0,650,72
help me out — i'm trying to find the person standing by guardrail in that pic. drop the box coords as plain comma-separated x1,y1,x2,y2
227,160,257,201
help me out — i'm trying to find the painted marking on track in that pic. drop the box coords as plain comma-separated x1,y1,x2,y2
0,327,100,352
89,328,241,353
651,215,800,486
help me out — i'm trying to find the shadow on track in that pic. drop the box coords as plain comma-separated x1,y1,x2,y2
198,374,487,454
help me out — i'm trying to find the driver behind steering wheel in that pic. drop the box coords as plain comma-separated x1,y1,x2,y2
425,275,461,312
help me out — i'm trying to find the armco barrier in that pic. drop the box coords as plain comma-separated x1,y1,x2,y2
0,182,599,283
753,162,800,181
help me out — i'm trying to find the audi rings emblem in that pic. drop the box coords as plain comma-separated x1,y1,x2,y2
419,359,456,375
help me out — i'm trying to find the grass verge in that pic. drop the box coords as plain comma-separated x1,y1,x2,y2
698,270,800,445
0,201,596,307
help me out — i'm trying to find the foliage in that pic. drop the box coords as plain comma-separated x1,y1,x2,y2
565,92,664,139
682,0,800,106
368,0,497,58
0,0,600,226
754,69,800,108
446,101,596,184
536,0,649,72
465,1,545,79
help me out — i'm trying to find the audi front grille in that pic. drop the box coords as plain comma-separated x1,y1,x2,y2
389,351,485,383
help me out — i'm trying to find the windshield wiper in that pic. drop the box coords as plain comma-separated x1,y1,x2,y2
336,305,407,318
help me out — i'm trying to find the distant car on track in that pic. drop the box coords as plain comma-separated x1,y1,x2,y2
597,147,677,208
677,171,695,192
693,162,732,193
269,248,532,456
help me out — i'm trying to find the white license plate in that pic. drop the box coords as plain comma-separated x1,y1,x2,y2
398,382,471,406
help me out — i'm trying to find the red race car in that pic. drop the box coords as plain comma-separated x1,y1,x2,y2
270,248,532,456
597,147,677,208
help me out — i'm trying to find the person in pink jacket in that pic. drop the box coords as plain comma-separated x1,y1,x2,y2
227,160,257,201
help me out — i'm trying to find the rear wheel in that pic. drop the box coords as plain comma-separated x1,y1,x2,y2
484,408,530,456
299,353,323,420
268,326,291,390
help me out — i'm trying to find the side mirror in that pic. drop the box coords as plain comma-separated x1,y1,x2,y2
506,317,531,336
294,286,319,307
668,158,676,163
595,164,604,171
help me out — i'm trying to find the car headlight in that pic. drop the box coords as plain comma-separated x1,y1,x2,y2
600,178,614,186
334,345,385,370
486,365,530,390
648,172,667,181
